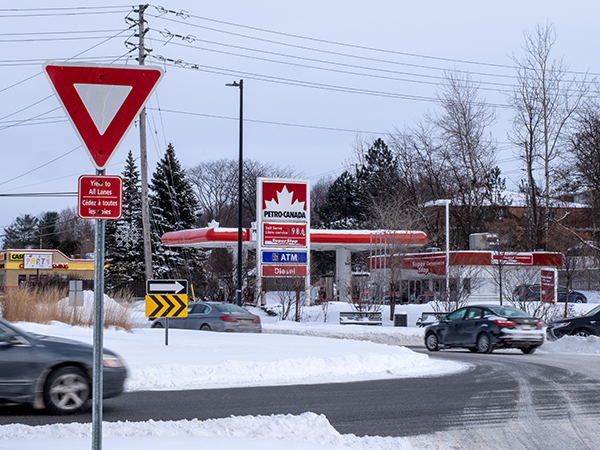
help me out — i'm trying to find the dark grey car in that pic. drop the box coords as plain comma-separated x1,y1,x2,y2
424,305,544,354
0,318,127,414
151,301,262,333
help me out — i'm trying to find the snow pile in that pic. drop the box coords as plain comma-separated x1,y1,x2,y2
57,290,128,315
264,321,425,346
17,322,463,391
542,335,600,354
0,412,446,450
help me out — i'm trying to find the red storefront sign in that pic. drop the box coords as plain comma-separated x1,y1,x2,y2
263,223,307,247
262,265,308,277
78,175,123,220
541,269,556,303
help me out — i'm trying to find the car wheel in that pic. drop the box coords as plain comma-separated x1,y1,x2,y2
44,367,90,415
574,297,585,303
425,332,439,352
476,333,493,354
151,322,163,329
200,324,211,331
521,346,538,354
573,329,590,337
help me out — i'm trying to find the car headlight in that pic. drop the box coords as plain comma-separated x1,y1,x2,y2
551,321,570,329
103,353,125,368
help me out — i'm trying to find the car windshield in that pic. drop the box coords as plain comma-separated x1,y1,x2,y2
214,304,249,314
488,306,530,318
584,305,600,317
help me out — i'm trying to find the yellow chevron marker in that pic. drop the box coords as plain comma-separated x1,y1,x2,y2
145,294,188,318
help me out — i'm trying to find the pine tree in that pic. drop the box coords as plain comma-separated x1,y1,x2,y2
316,171,362,229
149,143,204,284
105,150,145,291
356,138,403,221
37,211,60,249
3,214,38,249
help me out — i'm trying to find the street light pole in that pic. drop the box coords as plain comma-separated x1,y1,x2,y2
435,199,451,300
227,79,244,307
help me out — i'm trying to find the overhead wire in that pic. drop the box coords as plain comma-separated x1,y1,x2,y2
150,54,509,107
147,107,385,135
175,8,599,78
148,32,517,93
148,10,518,79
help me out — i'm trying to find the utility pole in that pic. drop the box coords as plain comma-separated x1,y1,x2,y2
136,4,153,281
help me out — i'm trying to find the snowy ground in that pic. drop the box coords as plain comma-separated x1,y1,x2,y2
2,292,600,449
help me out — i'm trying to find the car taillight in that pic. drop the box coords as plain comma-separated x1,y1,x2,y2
493,318,517,327
252,317,261,324
219,315,238,323
535,321,544,328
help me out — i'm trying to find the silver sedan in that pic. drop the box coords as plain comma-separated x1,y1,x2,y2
150,301,262,333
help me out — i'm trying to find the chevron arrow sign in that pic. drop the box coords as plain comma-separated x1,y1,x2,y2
145,294,188,318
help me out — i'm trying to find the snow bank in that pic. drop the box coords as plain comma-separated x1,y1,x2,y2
0,412,443,450
541,335,600,354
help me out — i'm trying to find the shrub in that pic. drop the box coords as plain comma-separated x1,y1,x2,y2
0,285,135,332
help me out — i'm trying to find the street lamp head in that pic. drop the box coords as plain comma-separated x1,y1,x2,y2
434,199,451,206
226,80,243,88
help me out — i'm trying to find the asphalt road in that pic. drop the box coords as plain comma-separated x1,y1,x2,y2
3,349,600,449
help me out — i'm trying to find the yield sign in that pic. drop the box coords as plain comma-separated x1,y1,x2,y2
44,62,164,169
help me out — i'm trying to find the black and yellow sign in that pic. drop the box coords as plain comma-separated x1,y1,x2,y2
10,253,24,261
145,294,188,318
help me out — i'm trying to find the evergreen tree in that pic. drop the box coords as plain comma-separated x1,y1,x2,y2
149,143,204,284
3,214,38,249
316,138,403,230
105,150,145,291
37,211,60,249
356,138,403,225
316,171,362,229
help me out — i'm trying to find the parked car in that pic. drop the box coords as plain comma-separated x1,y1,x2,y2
424,304,544,354
512,284,587,303
151,301,262,333
0,317,127,415
547,305,600,339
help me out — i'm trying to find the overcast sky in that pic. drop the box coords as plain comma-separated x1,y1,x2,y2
1,1,599,234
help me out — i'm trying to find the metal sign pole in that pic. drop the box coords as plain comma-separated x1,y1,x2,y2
92,168,106,450
165,317,169,346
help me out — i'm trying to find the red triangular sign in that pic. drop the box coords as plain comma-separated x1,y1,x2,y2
44,62,164,169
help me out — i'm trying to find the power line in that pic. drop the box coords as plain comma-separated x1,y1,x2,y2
148,107,385,135
0,6,131,11
170,8,598,78
148,9,519,77
0,28,125,36
149,33,516,93
0,192,76,197
0,145,81,187
0,7,131,18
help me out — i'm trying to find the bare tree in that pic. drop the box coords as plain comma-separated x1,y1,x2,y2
270,277,306,322
430,72,498,249
509,23,587,249
187,159,238,227
389,72,498,250
426,265,484,314
188,159,299,228
369,196,424,320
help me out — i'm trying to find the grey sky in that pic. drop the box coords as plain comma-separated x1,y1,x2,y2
1,1,599,232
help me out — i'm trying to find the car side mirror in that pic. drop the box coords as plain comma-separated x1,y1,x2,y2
0,331,17,347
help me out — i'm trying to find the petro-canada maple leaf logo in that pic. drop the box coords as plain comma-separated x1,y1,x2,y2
263,185,307,220
264,185,305,212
